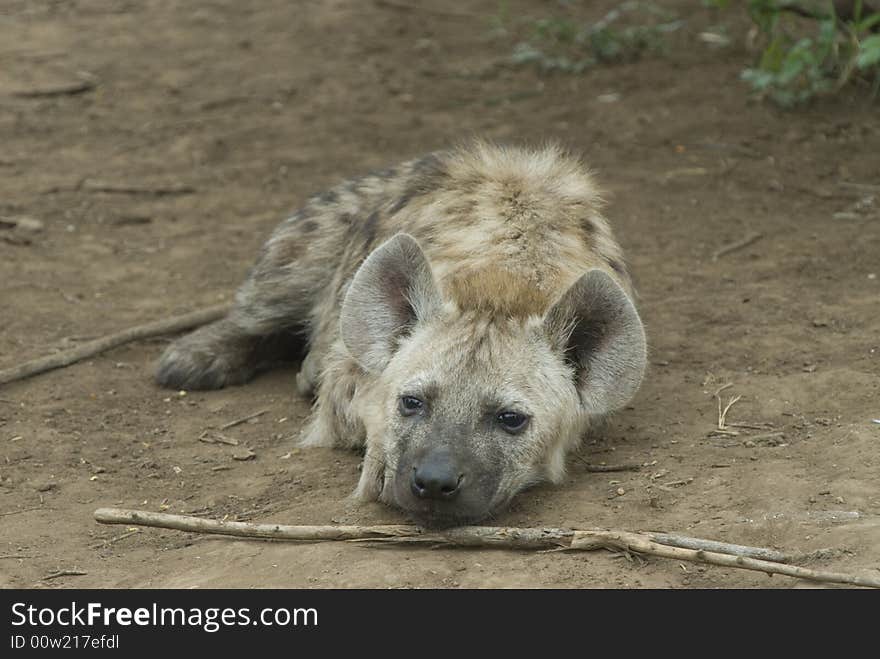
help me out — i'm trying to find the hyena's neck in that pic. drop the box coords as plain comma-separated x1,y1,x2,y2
398,144,633,313
440,266,557,318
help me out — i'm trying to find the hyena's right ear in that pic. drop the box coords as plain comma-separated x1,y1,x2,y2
544,270,647,415
340,233,442,373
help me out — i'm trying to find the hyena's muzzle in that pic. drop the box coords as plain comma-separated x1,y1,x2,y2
390,444,502,527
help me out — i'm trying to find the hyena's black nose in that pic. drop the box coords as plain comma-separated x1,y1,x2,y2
411,455,462,500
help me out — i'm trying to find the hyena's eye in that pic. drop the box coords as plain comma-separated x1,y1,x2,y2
399,395,425,416
496,411,530,434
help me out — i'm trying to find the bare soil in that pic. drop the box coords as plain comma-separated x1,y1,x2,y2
1,0,878,589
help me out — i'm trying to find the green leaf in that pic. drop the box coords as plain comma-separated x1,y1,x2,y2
856,35,880,69
858,13,880,32
759,36,787,72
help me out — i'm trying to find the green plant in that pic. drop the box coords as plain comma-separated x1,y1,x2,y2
509,1,685,74
741,1,880,106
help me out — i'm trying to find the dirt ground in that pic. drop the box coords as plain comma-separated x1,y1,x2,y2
1,0,878,589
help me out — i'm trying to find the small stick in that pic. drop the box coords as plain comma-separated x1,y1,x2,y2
40,570,88,581
374,0,480,18
575,454,642,472
90,529,140,550
838,181,880,193
198,430,239,446
719,395,742,429
712,383,741,431
219,410,268,431
80,179,196,196
0,506,49,517
747,431,785,443
661,478,694,488
580,461,643,473
93,508,880,588
12,80,95,98
711,231,763,261
727,422,774,430
0,554,33,560
0,304,230,386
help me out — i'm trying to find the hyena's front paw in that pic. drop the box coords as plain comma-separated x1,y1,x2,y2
155,325,255,390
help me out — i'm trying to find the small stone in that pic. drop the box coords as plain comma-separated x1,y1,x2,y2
34,481,57,492
616,487,626,496
1,216,44,232
233,448,256,461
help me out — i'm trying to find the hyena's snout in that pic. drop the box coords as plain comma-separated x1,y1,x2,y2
410,448,464,501
393,446,499,527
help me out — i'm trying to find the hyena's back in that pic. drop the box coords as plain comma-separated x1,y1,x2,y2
156,140,631,391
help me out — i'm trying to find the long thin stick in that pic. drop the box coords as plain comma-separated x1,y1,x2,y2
643,532,792,563
711,231,763,261
0,305,230,386
219,409,268,431
569,531,880,588
93,508,880,588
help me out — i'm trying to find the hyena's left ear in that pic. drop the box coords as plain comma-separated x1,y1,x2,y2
340,233,442,373
544,270,647,414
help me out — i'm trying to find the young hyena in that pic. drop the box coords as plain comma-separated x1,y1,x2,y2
157,140,647,526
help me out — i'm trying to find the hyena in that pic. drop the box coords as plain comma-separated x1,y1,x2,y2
157,140,647,526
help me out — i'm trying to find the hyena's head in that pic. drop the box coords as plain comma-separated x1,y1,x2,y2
340,234,646,527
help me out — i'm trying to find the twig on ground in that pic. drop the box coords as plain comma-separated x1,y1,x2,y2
713,383,742,431
580,461,643,473
219,410,268,431
40,570,88,581
747,431,786,444
374,0,480,18
0,304,230,386
838,181,880,193
711,231,763,261
709,428,739,437
727,422,774,430
645,532,792,562
80,179,196,196
12,79,96,98
198,430,239,446
0,554,34,560
660,478,694,488
93,508,880,588
90,529,140,550
0,506,50,517
719,395,742,429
